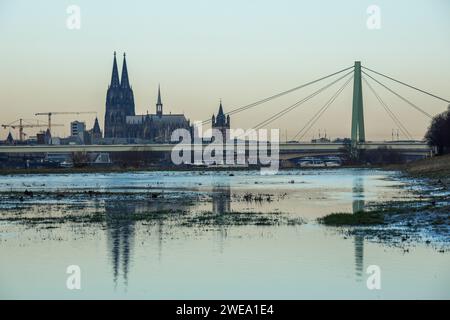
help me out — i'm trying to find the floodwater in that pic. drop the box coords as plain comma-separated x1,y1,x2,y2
0,168,449,299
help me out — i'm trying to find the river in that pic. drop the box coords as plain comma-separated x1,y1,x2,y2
0,168,449,299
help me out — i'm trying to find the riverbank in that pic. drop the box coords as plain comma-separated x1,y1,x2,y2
390,154,450,180
319,163,450,250
0,165,257,176
320,196,450,247
2,154,448,177
0,163,373,175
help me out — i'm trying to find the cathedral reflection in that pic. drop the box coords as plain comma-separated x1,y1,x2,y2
104,199,191,288
352,176,365,281
105,202,135,288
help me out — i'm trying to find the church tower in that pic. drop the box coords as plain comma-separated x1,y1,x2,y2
91,117,102,143
156,85,163,117
104,52,135,138
212,100,230,141
5,132,14,145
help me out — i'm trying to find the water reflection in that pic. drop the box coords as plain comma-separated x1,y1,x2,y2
212,184,231,214
105,202,135,289
212,184,231,253
102,175,368,288
352,176,365,281
104,199,191,288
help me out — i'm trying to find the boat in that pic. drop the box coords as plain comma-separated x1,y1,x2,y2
324,161,341,167
299,156,342,168
323,156,342,167
299,158,326,168
60,161,74,168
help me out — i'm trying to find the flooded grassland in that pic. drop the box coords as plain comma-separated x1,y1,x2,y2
0,169,449,299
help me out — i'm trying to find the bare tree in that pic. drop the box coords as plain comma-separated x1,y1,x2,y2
425,105,450,155
72,152,89,167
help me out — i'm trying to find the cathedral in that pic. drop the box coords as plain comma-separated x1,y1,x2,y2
104,52,192,143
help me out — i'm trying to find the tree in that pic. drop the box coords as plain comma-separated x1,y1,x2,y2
71,152,89,168
339,139,355,163
362,147,404,164
425,105,450,155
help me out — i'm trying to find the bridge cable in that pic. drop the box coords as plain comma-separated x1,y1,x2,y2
363,76,413,140
362,70,433,119
250,70,354,131
362,76,414,140
362,66,450,104
294,74,353,141
201,65,354,124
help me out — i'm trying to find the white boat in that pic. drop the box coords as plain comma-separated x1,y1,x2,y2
299,158,326,168
323,156,342,167
208,163,249,168
299,156,342,168
324,161,341,167
60,161,74,168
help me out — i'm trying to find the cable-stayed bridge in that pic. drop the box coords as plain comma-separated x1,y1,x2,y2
0,141,432,160
0,61,448,160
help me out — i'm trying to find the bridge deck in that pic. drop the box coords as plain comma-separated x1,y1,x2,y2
0,142,432,154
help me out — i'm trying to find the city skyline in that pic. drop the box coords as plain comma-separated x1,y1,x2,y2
1,0,450,141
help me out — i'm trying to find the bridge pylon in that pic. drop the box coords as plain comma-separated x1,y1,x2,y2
351,61,365,156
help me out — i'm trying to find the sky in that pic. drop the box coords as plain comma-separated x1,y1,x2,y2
1,0,449,141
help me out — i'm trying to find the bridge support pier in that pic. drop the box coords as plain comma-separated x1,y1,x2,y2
351,61,365,158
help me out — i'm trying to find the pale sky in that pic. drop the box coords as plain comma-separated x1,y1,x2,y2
1,0,449,141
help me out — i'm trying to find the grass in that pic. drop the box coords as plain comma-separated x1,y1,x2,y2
179,211,303,227
320,194,450,227
387,154,450,179
319,210,385,226
0,208,304,228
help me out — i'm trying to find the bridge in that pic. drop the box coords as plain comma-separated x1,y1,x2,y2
0,141,432,160
1,61,448,161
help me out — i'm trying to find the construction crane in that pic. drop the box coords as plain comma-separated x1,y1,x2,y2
35,111,97,134
1,119,63,142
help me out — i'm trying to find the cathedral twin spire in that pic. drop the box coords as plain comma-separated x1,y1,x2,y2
110,52,120,88
121,53,130,88
109,52,163,116
110,51,131,89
